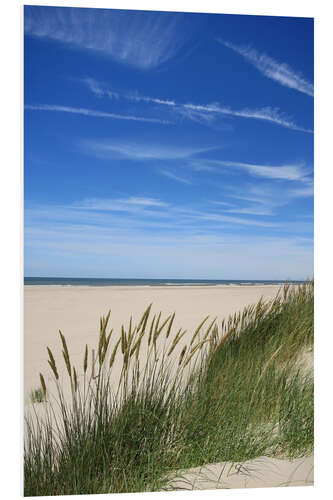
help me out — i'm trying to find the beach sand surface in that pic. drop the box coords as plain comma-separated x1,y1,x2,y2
24,284,282,403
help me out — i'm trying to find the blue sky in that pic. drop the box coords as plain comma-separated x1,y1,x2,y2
24,6,313,280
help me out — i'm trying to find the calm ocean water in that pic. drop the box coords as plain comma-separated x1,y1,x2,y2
24,277,303,287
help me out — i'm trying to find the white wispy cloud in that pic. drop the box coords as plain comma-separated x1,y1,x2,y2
25,197,282,240
183,103,312,133
25,104,171,125
81,138,312,203
24,6,186,70
230,194,269,205
81,77,177,107
288,185,314,198
72,197,169,211
159,170,192,184
123,197,168,207
194,211,278,228
82,77,119,99
81,78,311,132
82,140,211,160
221,206,274,216
209,160,311,182
212,201,233,207
128,93,176,107
175,104,218,126
222,181,313,220
219,40,314,97
179,205,281,228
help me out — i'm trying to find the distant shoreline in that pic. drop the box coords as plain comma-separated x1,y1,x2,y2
24,277,305,287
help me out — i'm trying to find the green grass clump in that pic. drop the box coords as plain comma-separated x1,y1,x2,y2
29,388,45,404
24,281,314,496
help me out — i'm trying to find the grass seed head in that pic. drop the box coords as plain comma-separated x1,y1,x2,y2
213,327,235,354
121,326,127,354
59,331,71,378
153,314,171,345
203,317,217,341
83,344,88,374
168,328,187,356
136,304,152,339
109,338,121,369
62,349,72,378
47,347,59,380
190,315,210,346
166,312,176,339
130,328,146,357
39,373,47,399
73,367,78,392
178,345,187,365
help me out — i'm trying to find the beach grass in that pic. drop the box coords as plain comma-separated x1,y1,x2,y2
24,281,314,496
29,386,46,404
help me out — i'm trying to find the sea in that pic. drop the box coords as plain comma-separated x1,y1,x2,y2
24,277,304,287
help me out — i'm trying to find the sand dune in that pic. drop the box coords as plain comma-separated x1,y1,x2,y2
164,454,313,490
